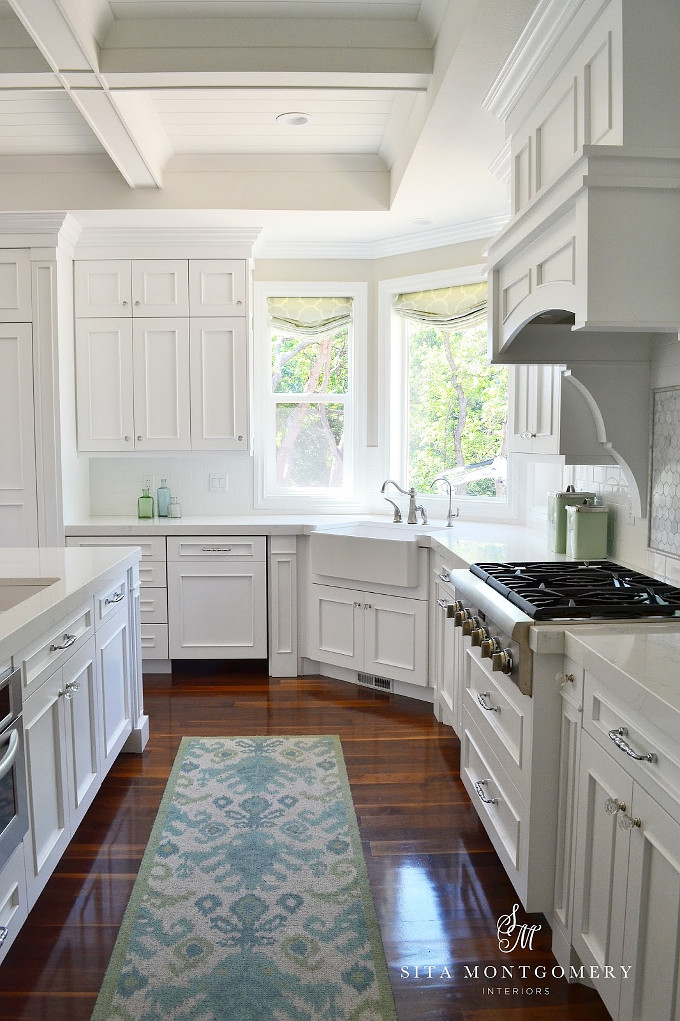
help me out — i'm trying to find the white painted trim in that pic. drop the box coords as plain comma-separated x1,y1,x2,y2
254,216,508,261
489,139,512,186
253,280,368,512
483,0,591,122
75,226,261,260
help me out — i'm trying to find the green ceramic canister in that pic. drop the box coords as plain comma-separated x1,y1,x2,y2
547,487,596,553
565,504,609,560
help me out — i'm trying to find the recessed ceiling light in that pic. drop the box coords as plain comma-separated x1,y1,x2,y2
276,112,312,126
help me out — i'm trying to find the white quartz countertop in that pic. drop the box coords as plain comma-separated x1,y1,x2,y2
65,515,565,567
0,546,140,662
564,627,680,738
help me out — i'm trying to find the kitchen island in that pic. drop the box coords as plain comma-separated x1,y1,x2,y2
0,545,145,964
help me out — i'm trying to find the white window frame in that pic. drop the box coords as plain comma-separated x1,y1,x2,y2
254,280,367,511
378,266,519,522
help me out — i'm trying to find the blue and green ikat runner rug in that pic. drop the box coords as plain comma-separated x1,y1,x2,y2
91,735,398,1021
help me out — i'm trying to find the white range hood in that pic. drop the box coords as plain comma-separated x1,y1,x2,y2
483,0,680,516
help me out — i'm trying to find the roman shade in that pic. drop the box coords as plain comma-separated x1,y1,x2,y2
393,281,487,329
267,296,353,337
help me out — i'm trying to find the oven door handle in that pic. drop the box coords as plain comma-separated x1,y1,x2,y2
0,730,19,783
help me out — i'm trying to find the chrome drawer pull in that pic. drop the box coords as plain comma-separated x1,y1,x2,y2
201,547,232,553
104,590,124,605
438,569,451,583
50,633,77,652
477,691,499,713
474,779,498,805
0,926,7,946
608,727,657,763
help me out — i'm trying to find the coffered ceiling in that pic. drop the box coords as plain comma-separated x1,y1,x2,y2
0,0,536,253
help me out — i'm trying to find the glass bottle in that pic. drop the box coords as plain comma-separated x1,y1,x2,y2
137,488,154,519
157,478,171,517
168,496,182,518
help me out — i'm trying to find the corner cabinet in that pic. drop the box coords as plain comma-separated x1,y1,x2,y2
74,258,249,452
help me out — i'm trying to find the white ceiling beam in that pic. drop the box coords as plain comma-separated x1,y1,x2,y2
6,0,168,187
98,16,432,87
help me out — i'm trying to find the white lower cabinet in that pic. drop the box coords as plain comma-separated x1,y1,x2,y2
168,560,267,659
0,845,28,964
308,583,428,686
23,638,102,905
96,608,133,773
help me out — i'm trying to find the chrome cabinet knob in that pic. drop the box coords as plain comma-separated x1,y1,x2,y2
492,646,514,674
471,624,490,647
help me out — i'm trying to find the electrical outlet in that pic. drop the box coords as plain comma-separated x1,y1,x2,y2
144,476,154,493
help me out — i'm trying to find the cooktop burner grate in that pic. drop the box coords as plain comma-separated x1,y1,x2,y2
469,561,680,620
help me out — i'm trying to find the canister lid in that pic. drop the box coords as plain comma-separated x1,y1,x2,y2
565,503,608,513
554,490,596,501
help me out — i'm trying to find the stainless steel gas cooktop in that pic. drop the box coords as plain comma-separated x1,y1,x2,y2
469,560,680,621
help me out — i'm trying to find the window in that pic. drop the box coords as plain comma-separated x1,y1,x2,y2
381,269,510,513
254,283,366,509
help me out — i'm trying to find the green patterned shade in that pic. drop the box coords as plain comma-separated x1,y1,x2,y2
393,281,487,329
268,295,353,337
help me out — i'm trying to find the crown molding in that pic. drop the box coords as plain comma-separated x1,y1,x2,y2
483,0,589,122
254,214,509,261
0,211,82,251
74,225,262,259
489,140,512,186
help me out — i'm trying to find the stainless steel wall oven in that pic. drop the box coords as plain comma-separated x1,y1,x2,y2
0,667,28,876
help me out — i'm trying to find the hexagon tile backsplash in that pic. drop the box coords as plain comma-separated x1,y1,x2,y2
650,387,680,556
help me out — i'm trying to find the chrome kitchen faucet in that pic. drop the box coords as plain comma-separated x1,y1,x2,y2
381,479,418,524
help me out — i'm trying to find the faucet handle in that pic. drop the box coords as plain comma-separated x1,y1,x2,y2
384,497,402,523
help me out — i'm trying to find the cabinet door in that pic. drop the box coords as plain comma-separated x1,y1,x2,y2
168,561,267,659
619,786,680,1021
433,582,456,723
553,696,582,943
509,364,560,454
189,260,246,316
190,318,248,450
364,592,428,686
131,260,189,316
23,668,70,906
74,261,131,317
96,609,132,774
0,323,38,545
0,250,31,321
75,318,134,451
572,731,632,1019
307,584,364,671
61,641,101,831
132,318,191,450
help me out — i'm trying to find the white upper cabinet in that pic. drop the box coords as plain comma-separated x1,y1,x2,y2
75,318,190,451
0,250,32,322
75,318,134,451
75,260,189,317
74,260,132,317
131,260,189,317
133,319,191,450
189,260,247,317
0,323,38,545
508,364,560,455
190,318,247,450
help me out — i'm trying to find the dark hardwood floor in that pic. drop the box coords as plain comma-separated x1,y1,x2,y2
0,665,610,1020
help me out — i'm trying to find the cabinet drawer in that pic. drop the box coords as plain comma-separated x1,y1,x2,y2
17,602,93,698
141,624,169,660
464,648,532,797
0,844,28,965
167,536,266,562
139,588,168,624
138,562,167,588
95,575,128,629
583,673,680,816
462,721,523,872
66,535,165,561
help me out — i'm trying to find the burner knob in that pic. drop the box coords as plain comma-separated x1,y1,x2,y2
492,646,514,675
454,606,472,628
480,636,498,659
461,614,480,637
471,624,490,647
